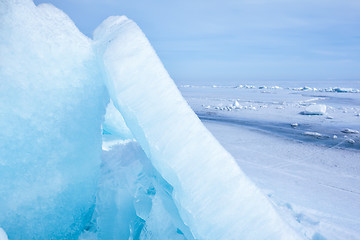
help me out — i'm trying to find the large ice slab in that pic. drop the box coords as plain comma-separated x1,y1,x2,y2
0,0,107,238
94,16,301,239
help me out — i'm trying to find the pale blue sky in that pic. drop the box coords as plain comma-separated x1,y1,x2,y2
34,0,360,84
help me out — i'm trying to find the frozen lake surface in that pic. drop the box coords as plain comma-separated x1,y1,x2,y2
180,83,360,240
180,82,360,150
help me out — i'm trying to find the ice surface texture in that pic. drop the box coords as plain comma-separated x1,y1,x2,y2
0,0,107,239
1,0,302,239
94,16,301,239
97,141,195,239
103,100,133,139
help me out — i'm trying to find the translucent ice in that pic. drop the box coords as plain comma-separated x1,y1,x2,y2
97,141,195,239
0,0,107,238
1,1,303,238
94,16,301,239
103,100,133,139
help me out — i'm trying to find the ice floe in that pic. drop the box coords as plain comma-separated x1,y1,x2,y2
304,132,324,138
301,104,327,115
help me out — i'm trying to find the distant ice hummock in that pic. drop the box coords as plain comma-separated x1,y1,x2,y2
301,104,327,115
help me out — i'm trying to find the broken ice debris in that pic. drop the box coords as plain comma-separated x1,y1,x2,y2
304,132,323,138
301,104,326,115
341,129,359,134
233,100,241,109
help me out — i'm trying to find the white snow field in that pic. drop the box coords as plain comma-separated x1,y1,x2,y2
1,0,358,240
202,121,360,240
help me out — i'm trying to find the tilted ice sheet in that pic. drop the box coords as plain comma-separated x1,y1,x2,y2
0,0,107,239
94,16,302,239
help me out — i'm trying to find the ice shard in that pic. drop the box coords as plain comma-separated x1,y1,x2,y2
103,100,133,139
97,141,195,239
0,0,107,238
94,16,301,239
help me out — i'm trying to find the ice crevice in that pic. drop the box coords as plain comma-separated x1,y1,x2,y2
0,0,302,239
